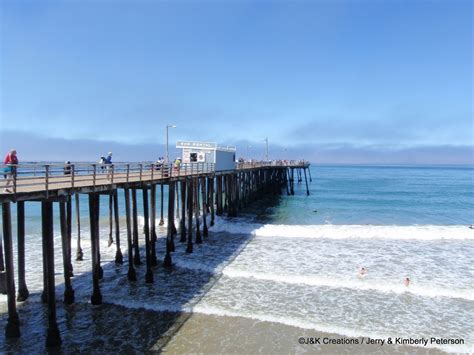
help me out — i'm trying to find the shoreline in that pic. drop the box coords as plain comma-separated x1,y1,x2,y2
0,300,455,354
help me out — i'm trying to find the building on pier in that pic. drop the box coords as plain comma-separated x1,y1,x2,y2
176,140,236,171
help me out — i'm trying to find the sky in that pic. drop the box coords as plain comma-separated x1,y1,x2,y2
0,0,472,163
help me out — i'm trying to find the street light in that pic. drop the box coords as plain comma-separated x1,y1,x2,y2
166,124,176,164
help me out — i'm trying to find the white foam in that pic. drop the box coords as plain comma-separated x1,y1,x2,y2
221,269,474,301
251,224,473,241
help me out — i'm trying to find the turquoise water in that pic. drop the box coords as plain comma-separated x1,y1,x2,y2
273,165,474,225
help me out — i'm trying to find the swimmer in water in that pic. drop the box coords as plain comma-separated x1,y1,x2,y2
358,267,367,277
404,277,410,287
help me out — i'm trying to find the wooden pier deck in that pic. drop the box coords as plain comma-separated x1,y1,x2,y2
0,160,311,348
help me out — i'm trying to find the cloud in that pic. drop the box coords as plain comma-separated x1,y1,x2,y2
1,130,472,165
288,109,473,146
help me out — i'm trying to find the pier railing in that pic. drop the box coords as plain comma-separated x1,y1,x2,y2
0,162,215,195
236,160,309,169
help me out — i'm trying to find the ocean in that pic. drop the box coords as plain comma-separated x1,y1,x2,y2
1,165,473,354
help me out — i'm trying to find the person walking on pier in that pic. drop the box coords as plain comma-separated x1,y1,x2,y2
105,152,113,181
3,149,18,193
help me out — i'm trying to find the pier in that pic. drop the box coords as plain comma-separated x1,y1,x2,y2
0,160,310,347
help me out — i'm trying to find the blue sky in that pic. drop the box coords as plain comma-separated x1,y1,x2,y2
0,0,472,163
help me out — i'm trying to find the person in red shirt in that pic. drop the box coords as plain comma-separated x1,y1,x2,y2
3,149,18,193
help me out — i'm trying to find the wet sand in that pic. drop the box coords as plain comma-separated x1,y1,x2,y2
1,299,447,354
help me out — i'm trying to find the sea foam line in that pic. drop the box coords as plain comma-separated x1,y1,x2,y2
168,260,474,301
221,269,474,301
252,224,474,240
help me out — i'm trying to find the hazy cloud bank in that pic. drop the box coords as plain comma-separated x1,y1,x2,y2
1,130,472,165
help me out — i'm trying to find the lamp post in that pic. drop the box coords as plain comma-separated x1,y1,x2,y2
166,124,176,164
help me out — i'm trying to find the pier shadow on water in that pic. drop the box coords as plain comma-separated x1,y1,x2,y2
0,208,265,353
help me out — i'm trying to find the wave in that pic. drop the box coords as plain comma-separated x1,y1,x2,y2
251,224,474,241
105,300,472,354
169,260,474,301
138,214,474,241
221,269,474,301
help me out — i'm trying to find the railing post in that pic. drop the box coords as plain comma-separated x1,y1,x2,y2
93,164,97,190
45,165,49,198
151,163,154,181
126,164,130,184
139,164,143,182
13,166,17,196
111,164,114,184
71,164,75,188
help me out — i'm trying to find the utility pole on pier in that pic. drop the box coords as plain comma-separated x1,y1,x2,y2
165,124,176,164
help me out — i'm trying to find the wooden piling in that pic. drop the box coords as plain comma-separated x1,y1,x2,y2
66,196,73,276
186,179,193,253
223,175,228,213
2,202,20,338
308,166,312,182
209,177,215,226
142,188,153,283
16,201,29,302
59,201,75,304
124,188,137,281
164,181,175,267
88,193,102,305
303,168,310,196
201,177,208,237
41,211,48,304
170,185,178,240
0,231,4,272
195,178,202,244
290,168,295,195
159,183,164,226
113,190,123,263
108,193,113,247
43,200,61,347
75,194,83,261
150,184,158,266
216,176,223,216
131,189,141,265
0,232,5,295
180,180,187,243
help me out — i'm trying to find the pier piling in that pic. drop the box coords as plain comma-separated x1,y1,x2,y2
108,193,113,247
113,190,123,263
16,201,29,301
43,200,61,347
180,180,187,243
186,179,193,253
195,178,202,244
150,184,158,266
2,202,20,338
201,177,208,237
75,194,83,261
303,168,310,195
164,181,175,267
60,201,75,304
131,189,141,265
142,188,153,283
88,193,103,305
124,188,137,281
159,184,164,226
